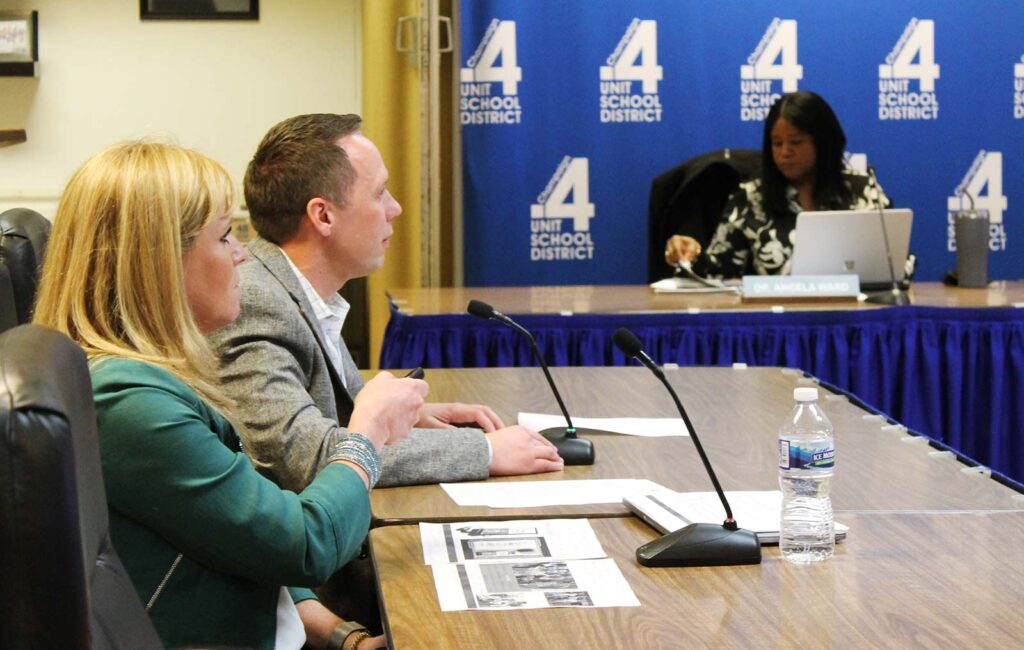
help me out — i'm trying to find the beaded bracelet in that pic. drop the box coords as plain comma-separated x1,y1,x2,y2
328,433,382,487
345,630,372,650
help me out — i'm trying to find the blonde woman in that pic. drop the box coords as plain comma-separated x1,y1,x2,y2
33,142,423,650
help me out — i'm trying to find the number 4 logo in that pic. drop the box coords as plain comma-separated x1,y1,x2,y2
531,157,595,232
947,152,1006,224
461,20,522,95
741,19,802,92
600,19,663,94
880,18,940,92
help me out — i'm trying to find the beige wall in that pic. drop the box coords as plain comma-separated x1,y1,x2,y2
0,0,362,217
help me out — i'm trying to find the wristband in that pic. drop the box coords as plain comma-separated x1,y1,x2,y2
327,620,368,650
328,433,382,487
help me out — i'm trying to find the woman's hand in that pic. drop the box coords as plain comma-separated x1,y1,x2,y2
353,634,387,649
664,235,702,266
348,371,428,451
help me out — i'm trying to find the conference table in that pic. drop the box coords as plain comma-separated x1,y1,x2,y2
380,281,1024,488
367,367,1024,648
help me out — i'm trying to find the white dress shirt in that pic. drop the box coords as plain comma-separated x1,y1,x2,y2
280,249,351,387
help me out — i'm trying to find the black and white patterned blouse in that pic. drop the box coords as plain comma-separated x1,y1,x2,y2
705,169,891,278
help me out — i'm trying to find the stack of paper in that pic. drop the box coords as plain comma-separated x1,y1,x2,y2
624,489,849,544
649,276,741,294
441,478,667,509
421,519,641,612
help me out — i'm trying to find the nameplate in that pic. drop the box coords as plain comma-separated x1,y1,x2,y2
741,275,860,302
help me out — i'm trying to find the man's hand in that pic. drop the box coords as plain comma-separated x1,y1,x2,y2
349,371,428,451
417,402,505,432
487,425,564,475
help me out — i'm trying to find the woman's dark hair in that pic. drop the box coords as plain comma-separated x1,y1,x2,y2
761,91,851,219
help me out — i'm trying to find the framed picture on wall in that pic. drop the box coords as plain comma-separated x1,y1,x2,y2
0,11,39,76
140,0,259,21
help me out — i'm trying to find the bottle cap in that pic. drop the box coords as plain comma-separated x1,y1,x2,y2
794,387,819,402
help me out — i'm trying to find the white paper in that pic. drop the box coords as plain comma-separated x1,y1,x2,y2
431,558,640,611
419,519,607,565
626,490,848,544
518,412,688,437
441,478,666,508
649,276,741,294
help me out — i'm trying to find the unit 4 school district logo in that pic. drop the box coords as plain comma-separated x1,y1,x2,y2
461,19,523,125
530,157,596,261
947,151,1008,252
740,18,802,121
878,18,940,121
599,18,663,123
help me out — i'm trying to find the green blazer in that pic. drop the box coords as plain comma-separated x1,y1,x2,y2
92,358,370,650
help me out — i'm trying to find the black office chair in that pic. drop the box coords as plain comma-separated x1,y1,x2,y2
0,262,16,332
0,207,51,328
647,149,761,281
0,324,164,649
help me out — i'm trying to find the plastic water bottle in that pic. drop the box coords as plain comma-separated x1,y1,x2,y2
778,387,835,564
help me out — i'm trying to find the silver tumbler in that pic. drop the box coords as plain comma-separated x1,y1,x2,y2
955,210,989,288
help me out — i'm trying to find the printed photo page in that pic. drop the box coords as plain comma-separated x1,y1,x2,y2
420,519,606,565
432,558,640,612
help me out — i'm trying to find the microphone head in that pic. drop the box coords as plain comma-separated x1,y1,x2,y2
467,299,495,320
612,327,644,358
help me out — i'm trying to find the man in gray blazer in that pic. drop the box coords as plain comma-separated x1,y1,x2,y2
208,113,563,495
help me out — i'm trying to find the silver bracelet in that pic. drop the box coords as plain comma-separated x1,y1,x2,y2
328,433,382,487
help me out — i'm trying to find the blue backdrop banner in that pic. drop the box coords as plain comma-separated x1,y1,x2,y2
460,0,1023,286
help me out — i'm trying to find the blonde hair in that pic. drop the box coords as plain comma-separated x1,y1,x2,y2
33,141,235,410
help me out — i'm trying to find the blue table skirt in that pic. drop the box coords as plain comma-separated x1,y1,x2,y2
382,304,1024,486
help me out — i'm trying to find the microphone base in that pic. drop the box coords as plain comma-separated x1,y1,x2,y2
865,287,912,306
637,523,762,567
539,427,598,465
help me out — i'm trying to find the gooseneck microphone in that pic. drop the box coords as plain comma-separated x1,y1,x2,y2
864,165,911,306
613,328,761,567
467,300,597,465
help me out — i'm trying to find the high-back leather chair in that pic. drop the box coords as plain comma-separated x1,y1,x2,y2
0,208,52,329
647,149,761,281
0,324,164,649
0,262,16,332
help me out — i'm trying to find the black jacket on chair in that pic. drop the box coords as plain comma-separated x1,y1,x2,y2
647,149,761,281
0,324,163,649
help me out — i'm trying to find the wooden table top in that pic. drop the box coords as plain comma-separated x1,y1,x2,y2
386,281,1024,316
370,367,1023,524
370,510,1024,649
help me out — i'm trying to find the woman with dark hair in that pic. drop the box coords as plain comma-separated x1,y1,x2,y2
665,90,890,277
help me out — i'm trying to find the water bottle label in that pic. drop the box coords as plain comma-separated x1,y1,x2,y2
779,439,834,470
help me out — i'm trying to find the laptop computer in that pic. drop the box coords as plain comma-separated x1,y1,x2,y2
789,209,913,291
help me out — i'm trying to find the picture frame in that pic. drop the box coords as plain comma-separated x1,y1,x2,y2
140,1,259,21
0,11,39,77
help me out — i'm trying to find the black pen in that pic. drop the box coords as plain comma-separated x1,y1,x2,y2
404,367,425,380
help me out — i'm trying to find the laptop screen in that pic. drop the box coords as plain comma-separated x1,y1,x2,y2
789,209,913,287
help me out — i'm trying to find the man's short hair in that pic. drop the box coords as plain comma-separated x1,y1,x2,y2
244,113,363,244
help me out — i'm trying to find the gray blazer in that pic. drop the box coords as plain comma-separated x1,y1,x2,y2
207,237,490,492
